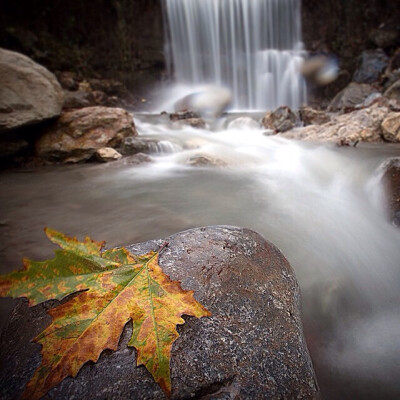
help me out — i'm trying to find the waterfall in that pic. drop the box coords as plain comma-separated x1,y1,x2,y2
163,0,307,110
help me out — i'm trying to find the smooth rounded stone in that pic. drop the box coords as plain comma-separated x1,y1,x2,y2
353,49,389,84
262,106,298,133
0,226,319,400
381,112,400,142
299,107,331,126
281,105,389,143
328,82,378,112
35,106,137,163
95,147,123,162
0,48,64,133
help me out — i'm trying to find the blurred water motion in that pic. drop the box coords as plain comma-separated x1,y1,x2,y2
0,114,400,398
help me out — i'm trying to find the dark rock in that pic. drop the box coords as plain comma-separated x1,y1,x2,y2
0,48,64,133
120,136,160,156
381,158,400,226
0,133,29,158
0,226,319,399
88,78,126,97
299,107,331,126
369,28,400,49
35,107,137,163
62,90,96,110
328,82,378,112
57,72,79,91
353,49,389,84
262,106,298,133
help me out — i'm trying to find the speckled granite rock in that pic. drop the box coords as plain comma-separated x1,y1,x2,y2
0,226,319,399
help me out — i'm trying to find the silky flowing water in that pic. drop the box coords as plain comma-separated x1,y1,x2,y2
0,114,400,398
163,0,306,109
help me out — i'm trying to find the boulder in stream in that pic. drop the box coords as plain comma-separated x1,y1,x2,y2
0,48,64,133
35,106,137,163
262,106,298,133
0,226,319,399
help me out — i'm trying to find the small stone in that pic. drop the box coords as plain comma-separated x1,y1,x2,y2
95,147,122,162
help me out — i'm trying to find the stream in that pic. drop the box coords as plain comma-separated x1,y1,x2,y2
1,113,400,399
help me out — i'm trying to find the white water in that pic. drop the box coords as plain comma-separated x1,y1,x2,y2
163,0,307,110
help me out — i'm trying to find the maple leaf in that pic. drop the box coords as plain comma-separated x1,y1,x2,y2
0,228,211,399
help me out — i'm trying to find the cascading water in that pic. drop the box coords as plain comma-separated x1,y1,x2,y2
163,0,307,110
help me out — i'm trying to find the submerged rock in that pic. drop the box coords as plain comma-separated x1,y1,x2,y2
35,106,137,163
186,154,228,167
0,48,64,133
0,226,318,399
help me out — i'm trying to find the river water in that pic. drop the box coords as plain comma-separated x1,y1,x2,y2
1,114,400,399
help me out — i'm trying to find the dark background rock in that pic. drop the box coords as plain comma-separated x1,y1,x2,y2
353,49,389,84
0,226,319,399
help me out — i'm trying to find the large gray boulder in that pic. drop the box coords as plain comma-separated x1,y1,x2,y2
0,48,64,133
0,226,319,399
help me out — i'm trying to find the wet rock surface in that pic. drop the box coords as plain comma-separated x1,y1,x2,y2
262,106,298,133
0,48,64,133
0,226,319,399
35,106,137,163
